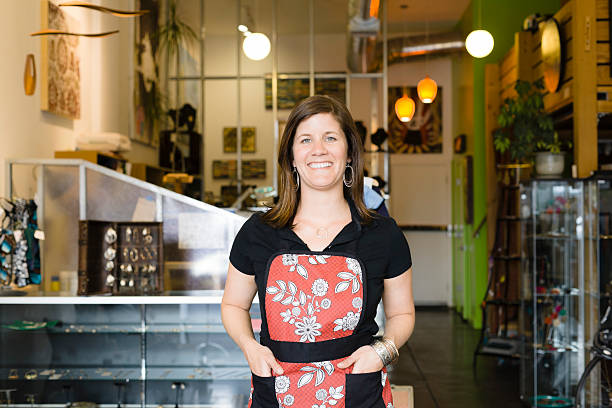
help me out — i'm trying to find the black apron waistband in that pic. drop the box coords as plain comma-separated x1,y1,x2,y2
260,332,374,363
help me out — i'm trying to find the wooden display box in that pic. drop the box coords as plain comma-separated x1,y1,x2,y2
78,220,163,296
55,150,127,172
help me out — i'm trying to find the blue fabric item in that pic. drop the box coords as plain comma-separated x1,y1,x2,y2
363,184,384,210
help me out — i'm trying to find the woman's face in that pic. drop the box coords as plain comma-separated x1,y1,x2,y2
292,112,350,193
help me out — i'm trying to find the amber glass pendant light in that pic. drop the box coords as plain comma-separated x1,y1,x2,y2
395,89,415,122
417,75,437,103
417,20,437,103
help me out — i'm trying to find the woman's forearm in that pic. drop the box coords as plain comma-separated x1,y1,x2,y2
221,302,258,352
382,311,415,350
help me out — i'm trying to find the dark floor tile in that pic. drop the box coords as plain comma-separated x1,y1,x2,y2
390,308,522,408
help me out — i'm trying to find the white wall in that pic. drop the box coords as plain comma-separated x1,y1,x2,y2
387,57,454,306
0,0,156,197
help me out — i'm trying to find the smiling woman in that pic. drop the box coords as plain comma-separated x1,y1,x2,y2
221,95,415,408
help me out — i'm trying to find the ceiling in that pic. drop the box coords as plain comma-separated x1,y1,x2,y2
199,0,471,36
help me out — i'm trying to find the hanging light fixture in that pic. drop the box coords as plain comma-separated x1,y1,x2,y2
465,0,494,58
395,91,416,122
242,32,271,61
417,20,437,104
466,30,494,58
417,75,437,103
395,11,415,122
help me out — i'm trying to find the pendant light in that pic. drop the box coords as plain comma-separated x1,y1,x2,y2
242,32,271,61
395,90,415,122
417,75,437,103
395,11,415,122
465,0,494,58
417,20,437,103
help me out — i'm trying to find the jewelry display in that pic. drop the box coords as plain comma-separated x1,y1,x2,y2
24,369,37,380
78,221,163,295
104,227,117,244
129,248,139,262
0,198,42,289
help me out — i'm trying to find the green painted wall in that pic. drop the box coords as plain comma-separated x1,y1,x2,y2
452,0,560,328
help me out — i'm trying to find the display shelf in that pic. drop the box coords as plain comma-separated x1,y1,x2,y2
534,289,580,297
0,323,142,334
531,234,577,240
532,344,580,353
0,366,251,382
0,294,259,305
147,366,250,381
0,367,142,381
0,323,260,335
519,179,588,407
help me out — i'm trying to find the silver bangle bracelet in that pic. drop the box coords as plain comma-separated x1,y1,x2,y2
381,338,399,364
370,339,398,366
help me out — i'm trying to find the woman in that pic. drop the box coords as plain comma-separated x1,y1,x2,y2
221,95,414,408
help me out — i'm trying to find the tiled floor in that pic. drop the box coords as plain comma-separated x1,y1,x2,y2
389,307,521,408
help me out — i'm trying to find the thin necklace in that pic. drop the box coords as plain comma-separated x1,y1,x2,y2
315,226,329,239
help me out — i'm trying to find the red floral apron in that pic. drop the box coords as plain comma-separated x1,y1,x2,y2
248,251,394,408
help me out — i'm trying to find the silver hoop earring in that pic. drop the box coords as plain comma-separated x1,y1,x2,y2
293,167,300,190
343,163,354,188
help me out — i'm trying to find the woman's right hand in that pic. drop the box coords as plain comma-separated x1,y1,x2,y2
243,339,284,377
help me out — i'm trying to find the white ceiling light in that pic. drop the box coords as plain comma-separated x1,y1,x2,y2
242,32,271,61
238,24,249,33
465,29,494,58
465,0,494,58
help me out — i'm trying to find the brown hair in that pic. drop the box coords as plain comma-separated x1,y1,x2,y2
261,95,375,228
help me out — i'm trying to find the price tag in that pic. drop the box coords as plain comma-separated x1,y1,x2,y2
34,230,45,240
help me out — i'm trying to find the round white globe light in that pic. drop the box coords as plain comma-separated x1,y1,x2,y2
465,29,494,58
242,33,271,61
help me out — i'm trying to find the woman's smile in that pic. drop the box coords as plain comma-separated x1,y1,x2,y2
308,161,333,169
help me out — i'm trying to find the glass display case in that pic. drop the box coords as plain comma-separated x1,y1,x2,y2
519,179,588,407
579,173,612,407
0,296,260,407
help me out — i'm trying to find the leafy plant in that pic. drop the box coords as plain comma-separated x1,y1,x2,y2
493,79,558,162
536,131,572,154
156,0,197,59
156,0,197,131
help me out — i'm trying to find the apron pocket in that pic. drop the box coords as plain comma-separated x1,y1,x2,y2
251,372,277,407
345,371,386,408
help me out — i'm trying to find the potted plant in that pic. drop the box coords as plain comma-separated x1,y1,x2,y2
534,131,573,178
493,79,566,181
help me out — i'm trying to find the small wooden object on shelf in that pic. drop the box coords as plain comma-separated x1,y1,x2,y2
162,173,194,195
54,150,127,172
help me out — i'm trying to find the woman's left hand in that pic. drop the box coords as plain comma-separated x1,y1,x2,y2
336,345,384,374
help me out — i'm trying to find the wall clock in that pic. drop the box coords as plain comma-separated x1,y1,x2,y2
541,18,563,93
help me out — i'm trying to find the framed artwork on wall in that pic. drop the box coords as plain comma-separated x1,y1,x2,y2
212,160,266,179
133,0,162,147
387,86,443,154
265,77,346,110
40,0,81,119
223,127,256,153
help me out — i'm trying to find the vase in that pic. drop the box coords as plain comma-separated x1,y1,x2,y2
535,152,565,178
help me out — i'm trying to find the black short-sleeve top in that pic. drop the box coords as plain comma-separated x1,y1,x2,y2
229,200,412,339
